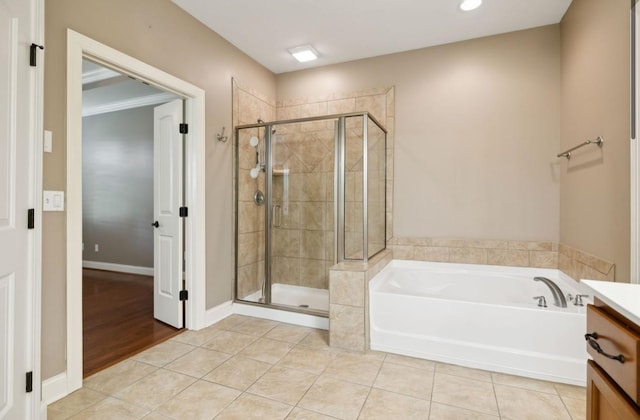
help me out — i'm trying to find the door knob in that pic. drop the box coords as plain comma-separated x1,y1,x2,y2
151,221,159,228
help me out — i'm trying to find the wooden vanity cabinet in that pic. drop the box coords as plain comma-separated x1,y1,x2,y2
586,299,640,419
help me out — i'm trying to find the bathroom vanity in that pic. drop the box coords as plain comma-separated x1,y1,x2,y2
581,281,640,420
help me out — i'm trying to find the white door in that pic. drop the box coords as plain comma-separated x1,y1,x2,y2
153,99,184,328
0,0,38,418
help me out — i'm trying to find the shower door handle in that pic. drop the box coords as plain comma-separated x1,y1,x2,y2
272,204,282,227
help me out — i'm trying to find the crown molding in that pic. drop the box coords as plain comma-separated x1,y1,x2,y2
82,67,120,84
82,92,177,117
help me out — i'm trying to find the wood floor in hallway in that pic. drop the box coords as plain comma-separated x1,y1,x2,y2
83,268,182,378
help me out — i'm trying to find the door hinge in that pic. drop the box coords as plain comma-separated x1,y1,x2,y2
179,207,188,218
30,43,44,67
26,372,33,393
179,290,188,301
27,209,35,229
179,123,188,134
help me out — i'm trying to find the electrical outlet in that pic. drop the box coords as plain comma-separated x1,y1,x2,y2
94,244,99,252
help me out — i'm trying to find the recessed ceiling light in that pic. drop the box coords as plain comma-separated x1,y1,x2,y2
288,45,319,63
460,0,482,11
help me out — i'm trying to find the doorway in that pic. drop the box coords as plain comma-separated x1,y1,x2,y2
81,60,185,376
66,30,206,393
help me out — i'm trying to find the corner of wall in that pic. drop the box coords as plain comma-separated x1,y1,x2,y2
558,243,616,282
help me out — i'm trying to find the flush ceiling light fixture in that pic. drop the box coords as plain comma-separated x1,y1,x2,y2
459,0,482,11
288,45,319,63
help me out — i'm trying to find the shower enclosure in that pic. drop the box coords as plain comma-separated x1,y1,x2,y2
235,112,387,316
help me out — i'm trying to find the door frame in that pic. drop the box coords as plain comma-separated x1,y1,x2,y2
65,29,206,392
29,0,44,416
632,1,639,284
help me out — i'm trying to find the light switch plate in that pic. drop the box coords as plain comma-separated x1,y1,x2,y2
44,130,52,153
43,190,64,211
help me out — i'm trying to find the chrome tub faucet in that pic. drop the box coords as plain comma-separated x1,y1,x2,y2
533,277,567,308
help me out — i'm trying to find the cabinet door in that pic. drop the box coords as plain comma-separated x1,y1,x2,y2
587,360,640,420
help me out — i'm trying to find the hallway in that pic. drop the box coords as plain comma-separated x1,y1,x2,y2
83,269,182,377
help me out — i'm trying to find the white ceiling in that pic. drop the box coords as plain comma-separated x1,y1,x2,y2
171,0,572,74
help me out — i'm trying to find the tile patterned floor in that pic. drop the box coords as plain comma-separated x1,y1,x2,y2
48,315,586,419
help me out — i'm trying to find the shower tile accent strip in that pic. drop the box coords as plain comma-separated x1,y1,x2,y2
387,237,616,282
329,250,392,352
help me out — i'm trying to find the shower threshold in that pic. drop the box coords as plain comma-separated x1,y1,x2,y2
243,283,329,312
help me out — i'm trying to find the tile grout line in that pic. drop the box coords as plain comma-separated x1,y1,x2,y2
490,373,503,419
557,393,579,420
426,360,436,419
289,338,337,416
353,352,387,420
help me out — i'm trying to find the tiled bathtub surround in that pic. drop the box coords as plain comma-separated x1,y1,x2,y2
558,243,615,282
388,237,559,268
387,237,616,282
329,250,392,352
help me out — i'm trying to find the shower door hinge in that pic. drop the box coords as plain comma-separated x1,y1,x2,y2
26,371,33,393
179,290,188,301
179,207,188,217
179,123,188,134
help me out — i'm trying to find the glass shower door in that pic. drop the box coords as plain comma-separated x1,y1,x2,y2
266,119,336,312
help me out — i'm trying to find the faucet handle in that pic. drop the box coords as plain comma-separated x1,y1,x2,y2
574,294,589,306
533,296,547,307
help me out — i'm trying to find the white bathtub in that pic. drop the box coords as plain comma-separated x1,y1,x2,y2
369,260,591,385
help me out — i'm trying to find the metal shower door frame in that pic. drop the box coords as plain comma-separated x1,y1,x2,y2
234,112,387,316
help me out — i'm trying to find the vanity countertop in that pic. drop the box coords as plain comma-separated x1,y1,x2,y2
581,280,640,326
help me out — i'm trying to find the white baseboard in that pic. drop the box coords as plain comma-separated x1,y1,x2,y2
42,371,69,406
204,300,234,327
82,260,153,276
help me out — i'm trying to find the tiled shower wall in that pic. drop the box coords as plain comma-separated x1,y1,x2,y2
233,79,275,299
277,86,396,245
269,119,335,289
277,87,395,264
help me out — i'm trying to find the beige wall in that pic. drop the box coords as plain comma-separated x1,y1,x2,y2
43,0,276,379
559,0,630,282
277,26,562,243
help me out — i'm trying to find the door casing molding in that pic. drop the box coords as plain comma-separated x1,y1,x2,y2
65,29,206,392
632,3,639,284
